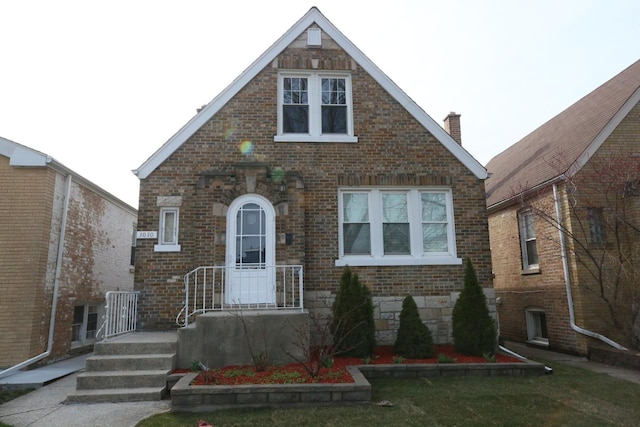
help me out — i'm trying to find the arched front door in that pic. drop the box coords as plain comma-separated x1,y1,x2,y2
226,195,276,305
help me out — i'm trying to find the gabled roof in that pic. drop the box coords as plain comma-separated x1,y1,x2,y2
133,7,486,180
486,59,640,209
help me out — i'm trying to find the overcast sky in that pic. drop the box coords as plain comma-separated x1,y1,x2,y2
1,0,638,208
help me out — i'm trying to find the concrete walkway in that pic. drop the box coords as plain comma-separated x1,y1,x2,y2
504,341,640,385
2,340,639,426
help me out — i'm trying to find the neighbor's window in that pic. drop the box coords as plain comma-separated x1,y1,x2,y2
519,209,539,270
276,72,356,143
587,207,605,244
525,308,549,345
154,207,181,252
130,224,137,266
72,305,99,345
337,188,459,266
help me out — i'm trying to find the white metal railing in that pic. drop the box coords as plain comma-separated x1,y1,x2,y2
178,265,304,326
100,291,140,339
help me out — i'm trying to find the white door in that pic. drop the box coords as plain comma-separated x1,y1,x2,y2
226,195,276,305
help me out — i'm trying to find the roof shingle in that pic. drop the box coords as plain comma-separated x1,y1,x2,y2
486,59,640,208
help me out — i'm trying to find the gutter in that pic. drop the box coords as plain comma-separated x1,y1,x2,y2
552,183,627,350
0,174,73,379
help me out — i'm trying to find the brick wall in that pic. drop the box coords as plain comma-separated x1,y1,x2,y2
0,157,55,367
0,159,136,368
488,189,581,353
135,39,493,343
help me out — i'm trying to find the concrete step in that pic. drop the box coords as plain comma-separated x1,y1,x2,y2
66,386,166,403
94,340,176,356
76,370,170,390
85,353,176,371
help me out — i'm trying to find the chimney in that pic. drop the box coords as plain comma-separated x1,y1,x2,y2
443,112,462,145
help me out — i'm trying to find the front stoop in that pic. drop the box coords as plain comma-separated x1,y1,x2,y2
67,331,177,403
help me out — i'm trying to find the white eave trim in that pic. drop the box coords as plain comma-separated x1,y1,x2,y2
133,7,487,181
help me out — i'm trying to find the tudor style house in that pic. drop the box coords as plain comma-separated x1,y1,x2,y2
0,137,137,373
133,8,492,357
486,59,640,355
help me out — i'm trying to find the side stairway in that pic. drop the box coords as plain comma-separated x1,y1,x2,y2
67,331,177,403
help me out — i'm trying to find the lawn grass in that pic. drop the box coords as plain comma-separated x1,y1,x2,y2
136,360,640,427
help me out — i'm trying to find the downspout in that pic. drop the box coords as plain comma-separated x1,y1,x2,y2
552,183,627,350
0,173,73,379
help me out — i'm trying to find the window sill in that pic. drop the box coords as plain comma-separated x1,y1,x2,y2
521,267,541,275
154,244,181,252
335,256,462,267
274,135,358,143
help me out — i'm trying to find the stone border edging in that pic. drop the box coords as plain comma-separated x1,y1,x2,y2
171,360,545,412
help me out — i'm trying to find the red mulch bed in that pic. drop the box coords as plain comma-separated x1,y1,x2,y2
185,346,521,386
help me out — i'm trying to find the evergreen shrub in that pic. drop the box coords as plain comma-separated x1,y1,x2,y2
330,267,376,357
452,258,497,356
394,295,435,358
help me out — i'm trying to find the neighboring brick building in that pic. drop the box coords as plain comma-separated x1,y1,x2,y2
0,137,137,369
133,8,492,346
486,59,640,355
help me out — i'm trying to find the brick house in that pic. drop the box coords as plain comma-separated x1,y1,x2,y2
486,59,640,355
0,137,137,370
133,8,492,358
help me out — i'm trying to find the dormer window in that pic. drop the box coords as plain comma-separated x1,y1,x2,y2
275,72,357,143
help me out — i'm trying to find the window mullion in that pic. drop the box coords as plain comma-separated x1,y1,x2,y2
445,191,455,255
408,190,420,257
309,75,319,136
370,190,383,257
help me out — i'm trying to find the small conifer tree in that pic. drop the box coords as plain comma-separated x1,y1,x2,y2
452,258,497,356
330,267,376,357
394,295,435,358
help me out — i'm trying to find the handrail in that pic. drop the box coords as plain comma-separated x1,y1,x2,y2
102,291,140,339
180,265,304,327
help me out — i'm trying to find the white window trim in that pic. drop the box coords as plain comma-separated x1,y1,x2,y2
155,207,181,252
335,188,461,267
518,209,538,271
274,71,358,143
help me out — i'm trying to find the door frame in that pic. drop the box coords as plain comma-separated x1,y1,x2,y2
225,194,276,305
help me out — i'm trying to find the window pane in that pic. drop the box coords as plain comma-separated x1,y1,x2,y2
162,211,176,244
283,105,309,133
524,213,535,239
321,78,346,105
383,223,410,254
283,77,307,104
321,106,347,133
383,194,408,222
423,224,448,252
588,207,605,243
343,193,369,222
344,224,371,254
526,240,539,265
422,193,447,221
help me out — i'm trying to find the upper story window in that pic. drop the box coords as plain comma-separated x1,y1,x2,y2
275,72,357,143
587,207,605,244
518,209,539,271
337,188,460,266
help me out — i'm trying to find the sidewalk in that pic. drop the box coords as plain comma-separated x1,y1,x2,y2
504,341,640,385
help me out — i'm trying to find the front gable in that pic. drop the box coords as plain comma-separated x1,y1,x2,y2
134,7,486,180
